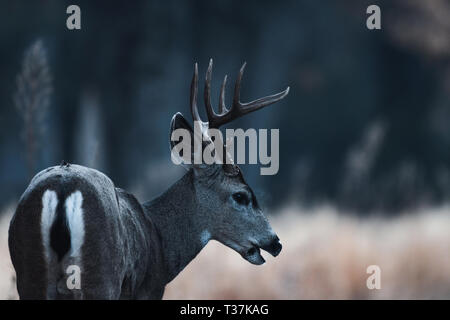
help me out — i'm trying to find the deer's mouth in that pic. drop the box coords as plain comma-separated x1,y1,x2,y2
224,236,282,265
242,237,282,265
243,246,265,265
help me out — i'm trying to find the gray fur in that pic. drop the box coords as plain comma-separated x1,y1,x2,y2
9,161,281,299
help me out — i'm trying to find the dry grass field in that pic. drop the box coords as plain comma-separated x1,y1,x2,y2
1,204,450,299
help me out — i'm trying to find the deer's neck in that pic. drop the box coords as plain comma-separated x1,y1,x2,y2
143,170,209,284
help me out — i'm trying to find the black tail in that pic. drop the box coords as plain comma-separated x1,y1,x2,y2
49,199,71,261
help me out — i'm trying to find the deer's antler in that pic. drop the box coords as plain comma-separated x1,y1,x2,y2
190,59,289,129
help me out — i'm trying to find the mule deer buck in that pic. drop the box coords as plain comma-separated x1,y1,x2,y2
9,60,289,299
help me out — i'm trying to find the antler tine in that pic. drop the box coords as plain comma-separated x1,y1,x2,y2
204,59,218,123
218,75,228,115
232,61,290,114
239,86,290,114
190,63,201,123
232,62,247,111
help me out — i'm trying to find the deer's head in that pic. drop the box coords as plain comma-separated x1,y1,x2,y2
169,60,289,265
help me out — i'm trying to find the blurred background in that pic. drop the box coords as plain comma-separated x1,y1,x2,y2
1,0,450,299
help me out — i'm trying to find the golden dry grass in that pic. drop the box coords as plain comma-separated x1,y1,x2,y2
1,204,450,299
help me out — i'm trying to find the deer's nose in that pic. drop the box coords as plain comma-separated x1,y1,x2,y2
261,236,282,257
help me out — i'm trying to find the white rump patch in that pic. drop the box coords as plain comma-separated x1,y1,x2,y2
41,190,58,259
65,191,85,257
200,230,211,246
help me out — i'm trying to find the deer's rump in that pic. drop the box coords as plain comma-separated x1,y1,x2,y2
8,164,138,299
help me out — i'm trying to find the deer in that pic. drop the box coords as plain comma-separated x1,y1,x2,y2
8,59,289,299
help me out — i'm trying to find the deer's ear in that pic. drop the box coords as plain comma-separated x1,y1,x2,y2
169,112,193,150
169,113,212,172
169,113,197,169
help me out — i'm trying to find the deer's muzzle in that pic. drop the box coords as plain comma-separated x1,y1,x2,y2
261,236,282,257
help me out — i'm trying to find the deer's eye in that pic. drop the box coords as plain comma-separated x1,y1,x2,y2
232,192,250,206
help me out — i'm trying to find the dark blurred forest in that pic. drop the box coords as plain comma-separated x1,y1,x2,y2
0,0,449,213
